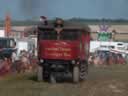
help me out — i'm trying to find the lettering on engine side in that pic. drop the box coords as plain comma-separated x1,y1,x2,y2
45,48,72,57
46,48,71,51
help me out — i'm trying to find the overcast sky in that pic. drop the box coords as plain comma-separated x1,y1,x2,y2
0,0,128,20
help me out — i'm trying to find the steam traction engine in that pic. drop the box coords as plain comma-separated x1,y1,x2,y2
37,18,90,83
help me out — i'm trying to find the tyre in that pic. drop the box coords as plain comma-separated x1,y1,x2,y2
49,73,56,84
72,66,79,83
80,63,88,80
43,70,49,81
37,66,43,81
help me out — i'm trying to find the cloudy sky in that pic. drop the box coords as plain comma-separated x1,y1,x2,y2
0,0,128,20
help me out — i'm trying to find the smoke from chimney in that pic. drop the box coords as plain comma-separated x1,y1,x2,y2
20,0,40,18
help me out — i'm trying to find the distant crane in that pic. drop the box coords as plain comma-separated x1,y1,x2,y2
4,12,11,37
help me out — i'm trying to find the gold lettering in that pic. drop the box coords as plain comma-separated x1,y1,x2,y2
46,48,58,51
46,48,71,52
48,53,63,57
64,53,71,57
61,48,71,51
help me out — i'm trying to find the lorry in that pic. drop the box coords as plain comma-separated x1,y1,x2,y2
37,18,90,83
15,38,35,56
0,37,16,59
90,41,127,53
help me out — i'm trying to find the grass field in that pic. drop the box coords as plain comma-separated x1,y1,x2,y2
0,64,128,96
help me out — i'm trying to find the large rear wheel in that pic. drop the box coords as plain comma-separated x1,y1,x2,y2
37,66,43,81
72,66,80,83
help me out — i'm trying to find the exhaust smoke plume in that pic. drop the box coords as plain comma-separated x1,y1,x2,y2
20,0,40,18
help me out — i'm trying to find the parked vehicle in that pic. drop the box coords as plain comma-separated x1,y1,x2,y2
0,37,16,59
15,38,35,56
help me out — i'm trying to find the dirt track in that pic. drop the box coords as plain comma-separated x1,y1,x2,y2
0,64,128,96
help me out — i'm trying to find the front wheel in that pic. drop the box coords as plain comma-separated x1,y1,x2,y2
49,73,56,84
72,66,80,83
37,66,43,81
